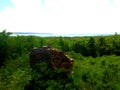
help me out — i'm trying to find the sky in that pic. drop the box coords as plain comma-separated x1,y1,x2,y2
0,0,120,34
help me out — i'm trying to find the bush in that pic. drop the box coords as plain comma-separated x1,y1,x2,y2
25,62,75,90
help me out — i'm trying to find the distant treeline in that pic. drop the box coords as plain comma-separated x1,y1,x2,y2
0,30,120,67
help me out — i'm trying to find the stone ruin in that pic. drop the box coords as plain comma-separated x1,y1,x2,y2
30,46,74,73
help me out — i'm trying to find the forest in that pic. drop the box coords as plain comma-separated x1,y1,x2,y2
0,30,120,90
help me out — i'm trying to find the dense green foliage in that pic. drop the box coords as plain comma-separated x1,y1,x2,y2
0,31,120,90
0,30,11,66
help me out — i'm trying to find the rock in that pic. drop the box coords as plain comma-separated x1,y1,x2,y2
30,46,74,73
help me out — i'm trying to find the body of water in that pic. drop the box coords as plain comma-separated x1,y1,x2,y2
10,32,113,37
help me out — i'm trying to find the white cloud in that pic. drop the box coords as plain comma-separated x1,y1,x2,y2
0,0,120,34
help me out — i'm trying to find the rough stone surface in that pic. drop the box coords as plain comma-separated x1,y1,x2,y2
30,46,74,73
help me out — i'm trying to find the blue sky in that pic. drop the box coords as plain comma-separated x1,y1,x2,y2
0,0,120,34
0,0,13,11
41,0,45,6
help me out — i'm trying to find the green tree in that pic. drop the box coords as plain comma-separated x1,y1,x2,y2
0,30,11,67
59,37,69,52
87,37,97,57
98,37,106,56
73,41,88,56
112,35,120,56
